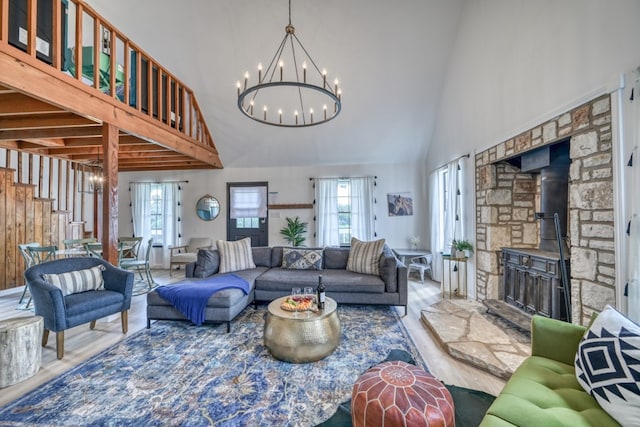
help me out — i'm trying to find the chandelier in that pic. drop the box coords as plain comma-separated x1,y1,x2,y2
77,161,104,194
237,0,341,127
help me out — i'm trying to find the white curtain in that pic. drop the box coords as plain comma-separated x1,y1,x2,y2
315,177,375,246
315,179,339,247
350,177,375,240
625,68,640,322
131,182,180,268
429,170,444,281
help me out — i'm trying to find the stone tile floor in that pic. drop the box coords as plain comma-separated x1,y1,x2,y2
421,299,531,380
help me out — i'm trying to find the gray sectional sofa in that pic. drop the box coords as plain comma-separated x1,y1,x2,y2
146,245,407,331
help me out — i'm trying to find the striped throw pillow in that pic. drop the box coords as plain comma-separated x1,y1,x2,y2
217,238,256,273
346,237,386,276
43,265,106,296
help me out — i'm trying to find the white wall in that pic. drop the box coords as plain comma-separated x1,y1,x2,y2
117,161,426,254
426,0,640,296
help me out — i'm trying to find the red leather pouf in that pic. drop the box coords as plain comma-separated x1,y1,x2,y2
351,360,455,427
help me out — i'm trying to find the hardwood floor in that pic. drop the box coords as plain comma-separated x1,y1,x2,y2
0,270,505,408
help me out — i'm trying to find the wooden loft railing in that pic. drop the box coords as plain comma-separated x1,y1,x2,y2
0,0,222,171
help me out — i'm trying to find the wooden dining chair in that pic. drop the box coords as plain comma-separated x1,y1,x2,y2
118,236,143,260
18,242,41,308
27,245,58,265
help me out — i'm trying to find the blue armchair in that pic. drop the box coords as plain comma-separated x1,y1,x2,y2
25,257,134,359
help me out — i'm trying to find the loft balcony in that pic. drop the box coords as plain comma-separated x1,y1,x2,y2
0,0,222,171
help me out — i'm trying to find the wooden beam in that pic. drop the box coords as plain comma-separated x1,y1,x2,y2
101,123,119,265
0,126,103,140
0,93,64,115
0,48,222,168
0,113,96,130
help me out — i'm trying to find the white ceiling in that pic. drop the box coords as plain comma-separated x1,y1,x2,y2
88,0,465,168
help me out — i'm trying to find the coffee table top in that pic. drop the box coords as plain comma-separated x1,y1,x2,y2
267,296,337,321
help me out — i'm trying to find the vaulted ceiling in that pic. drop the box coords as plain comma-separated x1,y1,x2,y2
88,0,465,168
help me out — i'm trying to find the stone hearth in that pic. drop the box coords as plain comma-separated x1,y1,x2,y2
421,299,530,379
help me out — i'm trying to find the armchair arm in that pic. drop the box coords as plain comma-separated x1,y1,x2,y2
169,245,189,255
102,265,135,310
27,278,67,332
531,315,587,365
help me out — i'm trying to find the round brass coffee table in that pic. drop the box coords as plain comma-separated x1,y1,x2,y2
264,296,341,363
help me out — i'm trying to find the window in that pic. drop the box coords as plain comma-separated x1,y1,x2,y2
149,184,164,244
130,182,180,250
315,177,376,247
236,218,260,229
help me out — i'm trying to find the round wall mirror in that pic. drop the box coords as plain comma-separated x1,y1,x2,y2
196,195,220,221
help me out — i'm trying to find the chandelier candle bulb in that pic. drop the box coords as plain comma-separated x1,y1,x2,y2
263,106,267,120
310,108,314,123
279,61,284,81
250,100,254,116
258,63,262,83
295,110,298,125
236,81,241,96
278,109,282,124
244,72,249,90
322,69,327,88
323,105,327,120
303,61,307,83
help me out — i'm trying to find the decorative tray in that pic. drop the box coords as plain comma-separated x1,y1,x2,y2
280,296,315,312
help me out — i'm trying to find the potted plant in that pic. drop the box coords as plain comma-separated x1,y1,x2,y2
279,216,308,247
453,239,474,258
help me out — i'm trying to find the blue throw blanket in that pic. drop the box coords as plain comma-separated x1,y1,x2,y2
156,274,250,326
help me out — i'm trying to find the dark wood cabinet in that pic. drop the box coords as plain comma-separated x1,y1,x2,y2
501,248,569,320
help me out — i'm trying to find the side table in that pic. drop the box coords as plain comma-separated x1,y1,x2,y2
0,316,43,388
442,254,468,298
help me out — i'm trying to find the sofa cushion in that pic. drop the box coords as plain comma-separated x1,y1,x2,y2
252,247,272,268
255,268,385,294
379,245,398,293
217,238,256,273
42,265,106,296
324,247,350,269
575,305,640,426
282,248,323,270
483,355,618,426
193,249,220,278
271,246,285,267
347,237,385,276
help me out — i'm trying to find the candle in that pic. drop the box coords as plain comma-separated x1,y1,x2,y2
323,104,327,120
337,89,342,100
236,81,241,97
250,100,254,115
294,110,298,125
244,72,249,90
263,105,267,121
334,79,339,95
302,61,307,83
322,69,327,88
278,109,282,124
310,108,314,123
279,61,284,81
258,63,263,83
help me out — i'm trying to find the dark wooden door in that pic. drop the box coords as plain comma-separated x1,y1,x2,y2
226,182,268,246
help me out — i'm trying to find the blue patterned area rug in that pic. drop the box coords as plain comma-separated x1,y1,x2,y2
0,305,426,427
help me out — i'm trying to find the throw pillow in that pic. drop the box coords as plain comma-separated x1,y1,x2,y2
346,237,386,276
216,237,256,274
43,265,106,296
281,248,323,270
575,305,640,426
193,249,220,278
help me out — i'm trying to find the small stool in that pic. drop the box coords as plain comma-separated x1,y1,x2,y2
0,316,43,388
352,360,455,427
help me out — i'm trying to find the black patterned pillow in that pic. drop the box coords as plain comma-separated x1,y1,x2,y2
575,305,640,426
281,248,323,270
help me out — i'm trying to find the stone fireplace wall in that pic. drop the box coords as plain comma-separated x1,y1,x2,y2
475,94,615,325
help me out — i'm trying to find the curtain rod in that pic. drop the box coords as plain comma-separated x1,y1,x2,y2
432,153,470,172
128,180,189,184
309,176,377,181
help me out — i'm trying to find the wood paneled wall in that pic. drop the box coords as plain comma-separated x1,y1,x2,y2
0,167,70,289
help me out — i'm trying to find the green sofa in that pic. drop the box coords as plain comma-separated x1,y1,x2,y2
480,315,619,427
